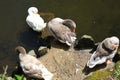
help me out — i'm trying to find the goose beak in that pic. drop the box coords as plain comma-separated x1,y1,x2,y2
35,12,38,14
113,44,119,49
72,27,76,32
106,60,112,65
33,11,38,14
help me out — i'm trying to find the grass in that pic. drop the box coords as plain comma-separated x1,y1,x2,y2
0,65,28,80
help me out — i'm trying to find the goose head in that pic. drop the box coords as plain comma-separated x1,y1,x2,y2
15,46,26,56
62,19,76,32
54,18,76,32
104,36,119,51
15,46,27,61
48,17,77,46
51,18,76,32
28,7,38,15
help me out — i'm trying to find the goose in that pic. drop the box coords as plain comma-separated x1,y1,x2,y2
87,36,119,68
26,7,46,32
47,17,77,46
15,46,53,80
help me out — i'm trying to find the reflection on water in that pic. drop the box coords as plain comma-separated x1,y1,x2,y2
0,0,120,73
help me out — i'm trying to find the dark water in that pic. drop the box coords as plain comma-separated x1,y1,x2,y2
0,0,120,74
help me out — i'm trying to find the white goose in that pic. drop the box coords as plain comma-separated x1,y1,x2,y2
26,7,46,32
47,17,77,46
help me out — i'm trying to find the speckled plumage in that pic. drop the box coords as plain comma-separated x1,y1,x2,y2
48,17,76,46
87,36,119,68
15,46,53,80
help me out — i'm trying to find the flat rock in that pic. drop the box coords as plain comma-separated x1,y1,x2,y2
38,47,92,80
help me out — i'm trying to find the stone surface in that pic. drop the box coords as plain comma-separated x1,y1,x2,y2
84,68,113,80
38,46,48,56
38,47,92,80
37,43,118,80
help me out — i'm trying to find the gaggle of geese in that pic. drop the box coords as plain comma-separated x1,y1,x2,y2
16,6,120,80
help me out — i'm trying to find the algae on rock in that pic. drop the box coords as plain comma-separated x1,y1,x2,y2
84,69,113,80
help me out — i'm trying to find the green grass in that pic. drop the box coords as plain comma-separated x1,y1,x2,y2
0,65,27,80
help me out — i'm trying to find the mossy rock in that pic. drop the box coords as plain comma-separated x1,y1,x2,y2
115,61,120,71
39,12,55,22
38,12,55,38
84,69,113,80
114,61,120,79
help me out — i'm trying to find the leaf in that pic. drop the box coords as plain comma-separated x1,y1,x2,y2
14,75,23,80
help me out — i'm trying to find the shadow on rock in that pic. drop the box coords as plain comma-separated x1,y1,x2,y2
74,35,95,50
17,28,51,55
50,40,70,51
113,52,120,63
83,63,107,75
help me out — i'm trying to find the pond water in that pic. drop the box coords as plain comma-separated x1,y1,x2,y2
0,0,120,74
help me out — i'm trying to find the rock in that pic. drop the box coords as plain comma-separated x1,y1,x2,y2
38,12,55,39
38,47,92,80
14,44,120,79
38,46,118,80
83,68,113,80
83,57,120,80
28,50,37,57
74,35,95,50
38,46,49,56
7,77,13,80
39,12,55,22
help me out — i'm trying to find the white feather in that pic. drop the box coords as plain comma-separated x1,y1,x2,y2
26,7,46,32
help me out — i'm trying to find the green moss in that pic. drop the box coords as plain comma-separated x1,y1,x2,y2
115,61,120,70
114,61,120,79
84,69,112,80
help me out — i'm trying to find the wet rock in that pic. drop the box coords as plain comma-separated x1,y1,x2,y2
38,12,55,38
38,46,49,56
39,12,55,22
75,35,95,50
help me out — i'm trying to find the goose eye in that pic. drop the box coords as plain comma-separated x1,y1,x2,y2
114,43,118,45
113,43,119,49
